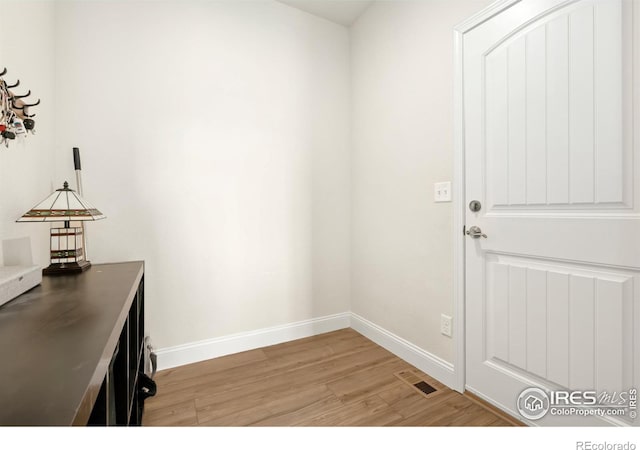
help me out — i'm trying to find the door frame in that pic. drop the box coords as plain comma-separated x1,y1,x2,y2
452,0,530,394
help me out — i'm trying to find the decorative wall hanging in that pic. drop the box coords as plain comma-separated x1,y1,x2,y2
0,67,40,148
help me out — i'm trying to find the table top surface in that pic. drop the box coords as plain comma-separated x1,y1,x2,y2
0,261,144,426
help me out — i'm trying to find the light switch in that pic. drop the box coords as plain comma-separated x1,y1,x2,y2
434,181,451,202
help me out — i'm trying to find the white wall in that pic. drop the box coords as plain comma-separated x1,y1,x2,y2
0,0,498,372
0,2,56,267
350,0,492,364
53,1,351,350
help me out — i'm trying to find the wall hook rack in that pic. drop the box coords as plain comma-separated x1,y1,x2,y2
0,67,40,147
12,90,31,100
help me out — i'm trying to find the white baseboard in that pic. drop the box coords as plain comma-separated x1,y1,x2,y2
156,312,457,391
350,313,457,390
156,312,351,370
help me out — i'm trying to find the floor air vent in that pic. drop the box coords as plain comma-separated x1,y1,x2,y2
395,370,437,398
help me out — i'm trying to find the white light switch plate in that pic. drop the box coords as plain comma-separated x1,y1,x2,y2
434,181,451,202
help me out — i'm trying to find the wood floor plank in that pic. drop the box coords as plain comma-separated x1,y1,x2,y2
347,407,404,426
154,348,268,386
143,329,517,427
487,417,514,426
463,391,525,426
251,393,344,426
142,399,197,426
193,346,396,412
428,401,477,426
389,390,463,426
449,407,507,426
146,342,360,410
197,384,336,426
150,335,387,411
326,358,412,403
298,395,391,426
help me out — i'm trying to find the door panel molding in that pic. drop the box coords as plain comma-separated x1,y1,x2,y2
484,257,634,394
483,0,629,211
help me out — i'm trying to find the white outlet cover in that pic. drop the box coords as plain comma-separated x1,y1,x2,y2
440,314,452,337
434,181,452,202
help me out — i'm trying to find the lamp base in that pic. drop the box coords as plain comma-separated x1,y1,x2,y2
43,260,91,276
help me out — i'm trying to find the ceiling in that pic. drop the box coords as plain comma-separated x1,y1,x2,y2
276,0,374,26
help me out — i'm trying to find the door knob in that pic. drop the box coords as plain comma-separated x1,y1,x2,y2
466,226,487,239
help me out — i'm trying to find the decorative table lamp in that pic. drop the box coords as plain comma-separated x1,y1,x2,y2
17,181,105,275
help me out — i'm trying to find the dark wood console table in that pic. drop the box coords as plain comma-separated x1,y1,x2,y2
0,261,146,426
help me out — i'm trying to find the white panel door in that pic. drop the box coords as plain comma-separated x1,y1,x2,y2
463,0,639,426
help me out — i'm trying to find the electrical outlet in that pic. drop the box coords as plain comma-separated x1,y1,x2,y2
434,181,451,202
441,314,452,337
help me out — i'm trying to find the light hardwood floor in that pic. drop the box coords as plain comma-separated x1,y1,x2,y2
142,328,516,426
